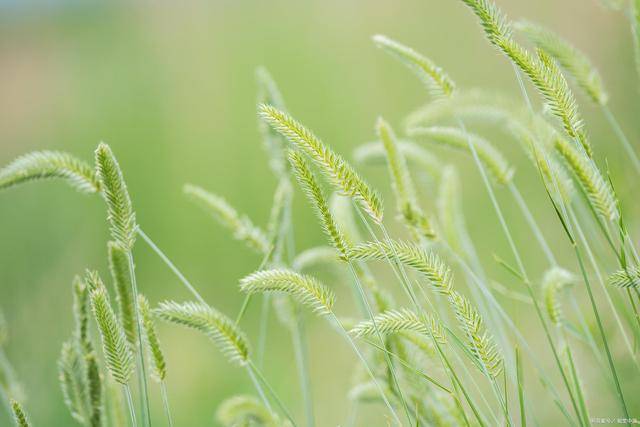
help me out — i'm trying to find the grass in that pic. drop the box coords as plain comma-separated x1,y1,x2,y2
0,0,639,425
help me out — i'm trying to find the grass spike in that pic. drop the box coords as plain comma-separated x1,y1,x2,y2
377,117,435,239
554,135,618,221
349,240,453,295
542,267,576,326
138,295,167,382
154,301,250,366
259,104,384,223
10,399,31,427
95,143,137,251
350,308,446,344
58,341,89,424
515,20,607,105
408,125,514,184
108,242,137,348
183,184,270,254
89,273,134,385
607,265,640,288
459,0,592,157
84,353,103,427
240,269,335,316
372,34,456,98
449,290,503,378
289,149,350,260
0,150,99,194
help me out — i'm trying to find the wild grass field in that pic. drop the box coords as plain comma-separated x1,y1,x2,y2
1,0,639,426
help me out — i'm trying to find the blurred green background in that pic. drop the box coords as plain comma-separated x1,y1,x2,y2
1,0,638,425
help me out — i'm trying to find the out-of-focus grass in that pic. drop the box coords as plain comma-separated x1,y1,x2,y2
0,1,636,425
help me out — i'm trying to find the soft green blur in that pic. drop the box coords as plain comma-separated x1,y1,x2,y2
0,1,638,425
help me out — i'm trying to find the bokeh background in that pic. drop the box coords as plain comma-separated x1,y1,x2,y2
1,0,638,425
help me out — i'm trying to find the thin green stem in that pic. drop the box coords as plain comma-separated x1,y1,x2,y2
561,330,590,427
329,313,403,426
235,246,275,326
601,104,640,174
249,362,297,427
137,228,207,305
355,207,487,426
160,381,174,427
127,252,152,427
361,338,452,394
246,363,274,414
571,241,629,418
455,115,583,424
508,183,556,266
291,314,314,427
568,207,640,371
124,385,138,427
345,263,410,425
516,347,526,427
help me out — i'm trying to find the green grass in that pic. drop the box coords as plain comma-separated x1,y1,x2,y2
0,0,639,426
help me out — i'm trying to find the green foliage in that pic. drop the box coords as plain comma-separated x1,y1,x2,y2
260,104,384,223
183,184,270,254
155,301,250,366
240,269,335,316
0,151,100,194
95,143,137,251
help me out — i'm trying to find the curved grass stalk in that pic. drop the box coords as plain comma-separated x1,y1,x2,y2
514,19,640,174
137,228,208,305
459,0,591,157
287,146,411,424
353,206,487,427
453,115,585,424
509,65,630,418
330,311,404,426
566,207,640,371
343,263,410,426
95,143,151,426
